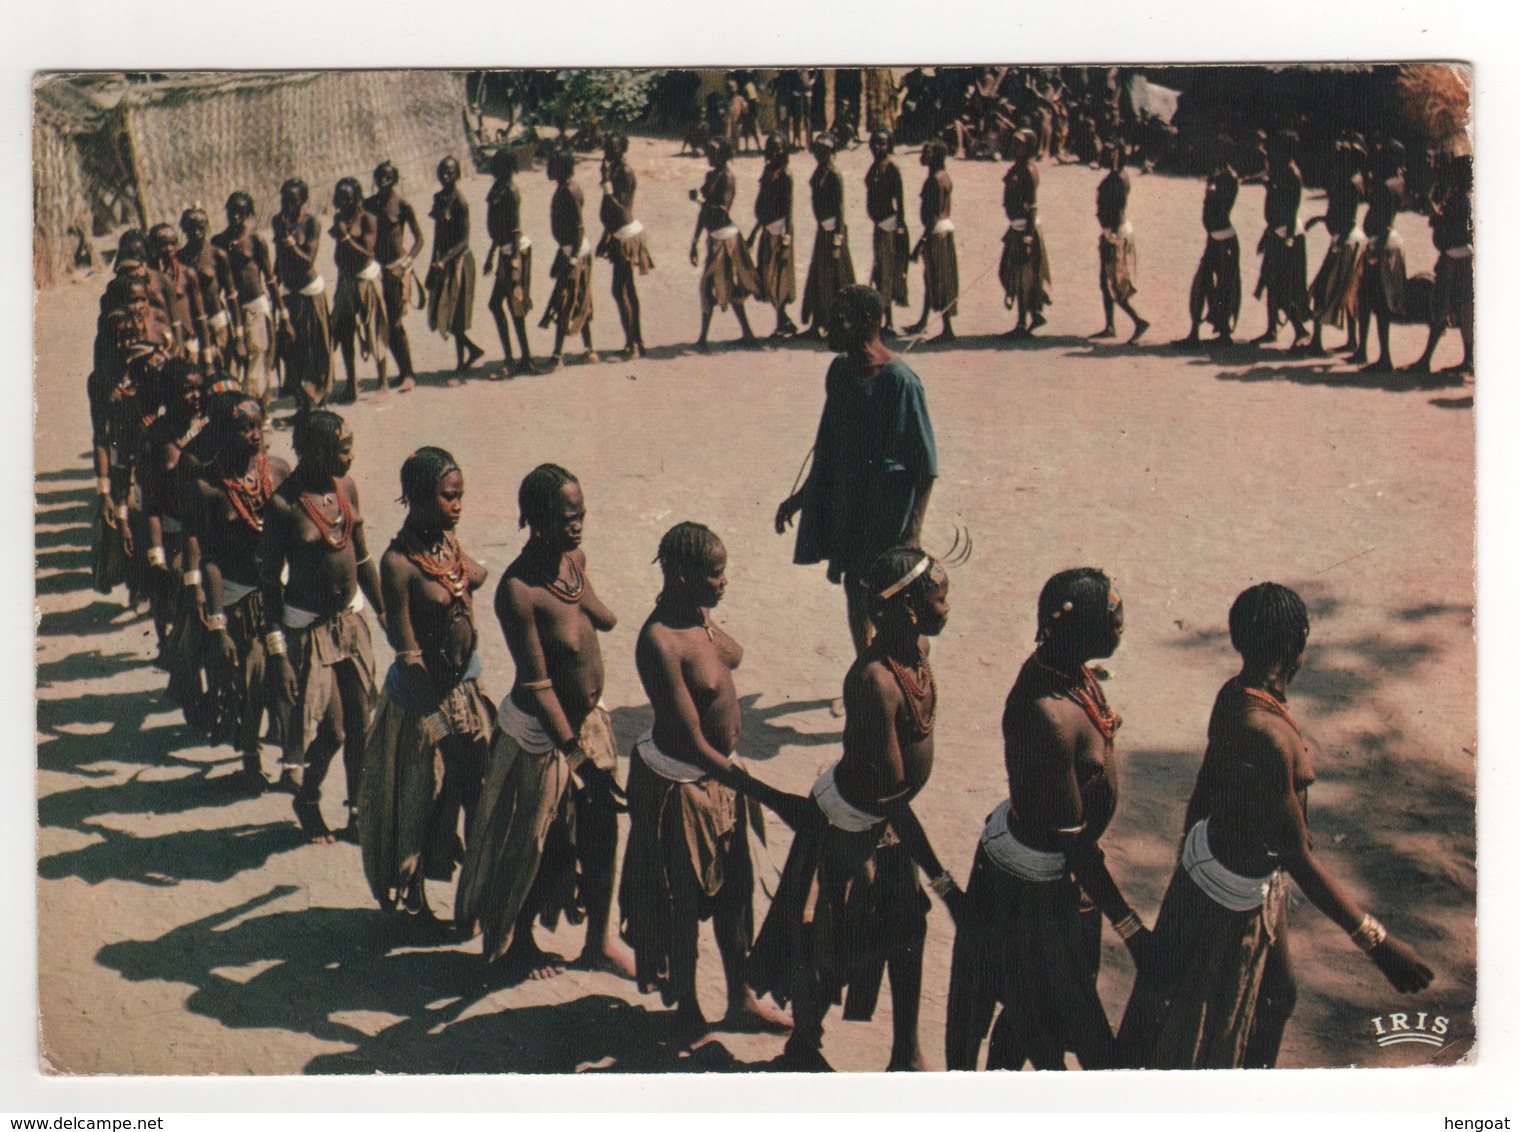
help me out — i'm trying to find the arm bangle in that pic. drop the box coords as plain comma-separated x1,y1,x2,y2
264,630,288,657
182,569,202,586
356,553,371,566
1350,914,1388,953
394,648,423,659
96,476,111,495
146,546,168,568
522,678,554,691
203,612,228,632
1114,911,1143,942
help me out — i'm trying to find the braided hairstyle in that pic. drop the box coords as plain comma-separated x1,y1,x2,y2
279,178,310,207
147,222,179,256
292,409,347,461
518,463,578,531
116,228,149,265
862,546,942,628
1036,567,1114,646
373,159,398,187
655,521,724,599
921,138,949,168
400,447,461,510
764,133,789,166
333,176,363,208
225,191,255,221
206,389,261,453
834,283,886,336
1228,582,1309,669
869,128,894,154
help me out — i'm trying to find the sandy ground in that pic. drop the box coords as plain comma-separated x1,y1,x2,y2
33,136,1476,1076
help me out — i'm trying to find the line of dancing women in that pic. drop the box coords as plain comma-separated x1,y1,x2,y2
83,253,1435,1069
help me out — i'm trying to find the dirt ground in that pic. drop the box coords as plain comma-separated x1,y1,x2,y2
33,135,1476,1078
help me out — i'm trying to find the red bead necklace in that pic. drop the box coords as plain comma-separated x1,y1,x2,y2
885,651,937,739
297,481,355,550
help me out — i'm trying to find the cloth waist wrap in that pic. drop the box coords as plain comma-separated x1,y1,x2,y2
1008,219,1029,232
708,225,741,241
383,651,482,714
1102,221,1134,241
183,337,201,355
357,260,382,283
220,577,257,604
614,220,645,241
811,764,883,833
764,218,788,236
1182,818,1274,912
875,215,899,232
1209,227,1236,241
819,216,838,232
283,587,366,629
559,237,592,258
245,293,273,318
208,310,230,330
980,799,1067,882
299,274,327,297
634,730,706,783
495,692,556,754
932,218,955,235
1444,245,1474,259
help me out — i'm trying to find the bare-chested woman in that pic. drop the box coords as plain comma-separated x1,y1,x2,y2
271,178,334,416
455,464,634,981
905,140,957,342
596,132,654,359
360,448,493,920
690,137,760,352
137,358,205,665
747,134,799,339
1116,583,1433,1068
187,392,290,787
748,547,964,1071
260,410,384,843
620,522,801,1036
329,177,389,404
177,208,233,371
426,156,485,379
212,192,286,413
945,568,1151,1071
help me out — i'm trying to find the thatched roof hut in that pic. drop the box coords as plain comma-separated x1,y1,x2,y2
33,71,470,289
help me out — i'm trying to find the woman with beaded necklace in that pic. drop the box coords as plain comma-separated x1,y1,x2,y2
358,448,493,921
1116,582,1433,1068
944,567,1149,1071
748,546,963,1071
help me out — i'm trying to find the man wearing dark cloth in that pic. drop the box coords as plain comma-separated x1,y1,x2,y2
748,547,964,1071
689,137,761,352
1407,152,1474,377
620,522,801,1035
177,208,234,371
361,447,493,920
1351,140,1408,373
1303,135,1367,357
998,128,1054,340
800,135,857,339
776,285,937,658
596,133,654,360
426,156,486,379
187,391,290,787
364,160,423,393
328,177,389,404
539,149,597,370
747,134,799,339
864,129,909,337
212,192,286,414
271,178,334,416
1176,137,1242,347
482,147,538,377
455,464,634,982
260,410,383,843
945,569,1151,1071
904,140,957,342
147,223,209,367
1252,130,1310,348
1116,584,1432,1068
1092,147,1149,342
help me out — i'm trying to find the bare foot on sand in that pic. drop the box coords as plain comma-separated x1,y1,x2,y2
718,990,792,1033
574,938,637,979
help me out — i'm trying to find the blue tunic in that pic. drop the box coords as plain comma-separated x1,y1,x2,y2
793,355,938,582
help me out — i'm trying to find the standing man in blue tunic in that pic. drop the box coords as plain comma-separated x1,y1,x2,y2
775,284,938,657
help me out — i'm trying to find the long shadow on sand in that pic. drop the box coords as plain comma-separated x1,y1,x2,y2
39,820,297,887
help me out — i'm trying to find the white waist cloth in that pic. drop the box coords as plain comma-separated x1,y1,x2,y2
516,235,533,251
357,260,382,283
283,587,365,630
1209,227,1236,241
875,215,899,232
614,220,645,241
299,275,327,297
559,238,592,258
708,225,741,241
819,216,838,232
221,578,257,604
1443,245,1474,259
1102,221,1134,241
764,218,788,236
980,800,1067,882
634,730,706,783
932,218,955,235
1008,219,1029,232
496,693,557,755
183,337,201,356
1182,819,1274,912
208,309,230,330
811,765,883,833
245,293,273,318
